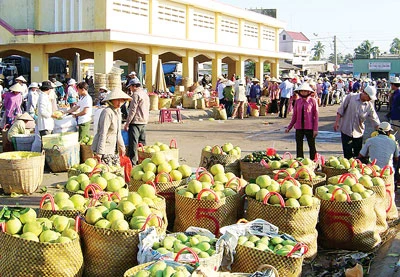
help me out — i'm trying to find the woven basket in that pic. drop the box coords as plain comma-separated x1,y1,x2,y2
321,165,348,179
318,188,381,252
124,260,195,277
81,214,167,277
378,166,398,221
137,139,179,163
44,143,80,173
80,144,94,163
293,169,327,192
246,192,320,260
199,146,241,177
37,193,82,219
149,94,159,111
231,243,304,277
174,185,243,236
369,186,388,234
0,231,83,277
0,151,45,194
240,161,274,181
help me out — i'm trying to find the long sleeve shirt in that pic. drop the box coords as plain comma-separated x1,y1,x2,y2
27,89,39,114
3,92,22,119
390,89,400,120
279,80,293,99
125,89,149,125
37,92,54,131
287,97,319,132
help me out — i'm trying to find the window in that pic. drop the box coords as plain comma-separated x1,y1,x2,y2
283,34,286,40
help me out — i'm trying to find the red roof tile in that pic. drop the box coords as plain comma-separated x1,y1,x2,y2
285,31,310,42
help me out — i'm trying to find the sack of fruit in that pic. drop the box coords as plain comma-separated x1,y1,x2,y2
317,185,381,252
137,139,179,164
0,210,83,276
199,144,241,176
38,192,83,219
220,219,307,277
375,165,398,221
322,156,353,178
245,176,320,260
138,226,224,271
240,149,278,181
174,170,246,235
124,260,195,277
192,264,279,277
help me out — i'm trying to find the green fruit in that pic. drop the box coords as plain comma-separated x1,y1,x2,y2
134,270,151,277
176,233,188,243
248,235,260,243
197,241,211,252
245,183,260,197
285,186,302,199
163,266,176,277
270,236,283,245
243,241,255,248
275,244,294,256
238,235,248,245
149,261,167,276
198,251,210,258
162,236,176,250
299,195,314,206
285,198,300,207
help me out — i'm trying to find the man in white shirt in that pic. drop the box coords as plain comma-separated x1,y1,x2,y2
217,78,226,105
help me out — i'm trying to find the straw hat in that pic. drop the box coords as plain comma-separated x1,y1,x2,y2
15,76,27,82
54,81,63,87
390,77,400,85
364,86,377,101
270,77,279,82
252,78,260,83
16,113,34,121
68,79,77,85
9,83,24,93
29,82,39,89
378,122,393,132
281,73,290,79
104,88,132,101
294,82,314,93
99,86,108,91
237,79,244,85
0,74,4,79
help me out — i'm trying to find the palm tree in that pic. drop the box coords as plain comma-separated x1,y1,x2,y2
390,38,400,54
344,53,353,64
354,40,380,59
311,41,325,60
328,53,344,64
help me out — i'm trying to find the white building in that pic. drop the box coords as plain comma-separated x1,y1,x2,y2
279,30,311,66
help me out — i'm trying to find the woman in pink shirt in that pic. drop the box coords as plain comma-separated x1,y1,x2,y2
3,83,23,125
285,82,319,159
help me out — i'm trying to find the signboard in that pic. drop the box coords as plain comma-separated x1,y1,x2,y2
368,62,391,70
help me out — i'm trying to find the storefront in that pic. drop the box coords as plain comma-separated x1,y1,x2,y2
353,57,400,80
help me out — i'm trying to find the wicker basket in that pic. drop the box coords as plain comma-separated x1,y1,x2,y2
292,168,327,192
137,139,179,163
199,146,241,177
124,260,195,277
0,230,83,276
81,214,167,277
80,144,94,163
149,94,159,111
0,151,45,194
321,165,348,179
240,161,274,181
37,193,82,219
44,143,80,173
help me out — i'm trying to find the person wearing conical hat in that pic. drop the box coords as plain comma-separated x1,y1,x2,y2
285,83,319,159
27,82,40,120
3,83,23,125
268,77,280,114
15,76,28,101
7,112,34,145
92,88,132,166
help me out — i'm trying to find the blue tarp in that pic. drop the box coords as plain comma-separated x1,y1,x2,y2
142,63,177,74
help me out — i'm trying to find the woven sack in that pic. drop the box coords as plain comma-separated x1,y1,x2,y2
38,193,81,219
124,260,195,277
212,106,227,120
231,242,305,277
196,98,206,110
0,151,45,194
80,144,94,163
0,225,83,277
369,185,388,234
321,165,348,179
183,94,196,108
137,139,179,164
318,188,381,252
259,105,267,116
44,143,80,173
174,186,243,236
158,98,172,109
378,166,398,221
81,214,167,277
149,94,159,111
246,190,320,260
240,160,274,181
199,145,241,176
171,95,182,108
293,168,327,193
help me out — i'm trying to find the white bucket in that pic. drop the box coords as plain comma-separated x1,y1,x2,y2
13,134,36,151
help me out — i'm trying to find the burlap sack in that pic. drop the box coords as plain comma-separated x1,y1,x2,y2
318,188,381,252
246,191,320,260
0,227,83,277
174,186,242,236
199,146,241,176
369,185,388,234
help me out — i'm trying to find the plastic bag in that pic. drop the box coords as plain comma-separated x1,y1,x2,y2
120,154,132,183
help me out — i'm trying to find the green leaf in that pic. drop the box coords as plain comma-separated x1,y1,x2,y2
387,253,400,257
40,186,48,193
10,192,22,198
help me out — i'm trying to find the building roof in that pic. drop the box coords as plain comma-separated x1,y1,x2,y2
285,31,310,42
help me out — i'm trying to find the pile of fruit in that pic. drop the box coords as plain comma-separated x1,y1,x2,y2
1,207,79,243
202,143,241,156
131,152,192,183
152,233,217,259
52,111,64,119
70,157,124,178
138,141,176,154
40,191,89,212
370,130,396,141
128,261,192,277
80,134,94,145
176,164,246,200
242,150,281,163
324,156,352,169
237,233,303,256
245,175,319,207
316,173,383,201
84,183,165,231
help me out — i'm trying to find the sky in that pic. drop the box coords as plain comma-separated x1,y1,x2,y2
217,0,399,58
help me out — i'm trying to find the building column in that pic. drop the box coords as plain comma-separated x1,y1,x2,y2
227,61,235,80
145,50,159,92
255,58,264,82
182,51,194,83
211,55,222,88
94,43,114,74
30,45,48,82
270,60,279,78
235,56,245,81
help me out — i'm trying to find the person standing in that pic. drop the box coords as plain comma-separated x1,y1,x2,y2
268,77,280,114
278,74,293,118
388,77,400,138
321,77,331,107
15,76,28,111
223,80,235,118
231,79,247,120
217,77,226,105
67,79,78,107
334,86,380,159
92,88,130,166
37,81,57,137
3,83,23,125
358,122,398,168
352,78,361,93
285,83,319,159
26,82,40,120
249,78,261,104
123,78,150,165
65,81,93,141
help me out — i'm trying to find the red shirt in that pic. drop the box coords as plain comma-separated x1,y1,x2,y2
287,96,319,131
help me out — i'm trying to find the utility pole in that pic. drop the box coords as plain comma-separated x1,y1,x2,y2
333,35,337,76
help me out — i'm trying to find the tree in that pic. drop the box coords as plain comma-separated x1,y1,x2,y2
311,41,325,60
354,40,380,59
343,53,353,64
390,38,400,54
328,53,344,64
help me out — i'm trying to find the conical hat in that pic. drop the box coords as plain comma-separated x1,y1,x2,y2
104,88,132,101
294,82,314,92
9,83,24,93
16,112,34,121
16,76,27,82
